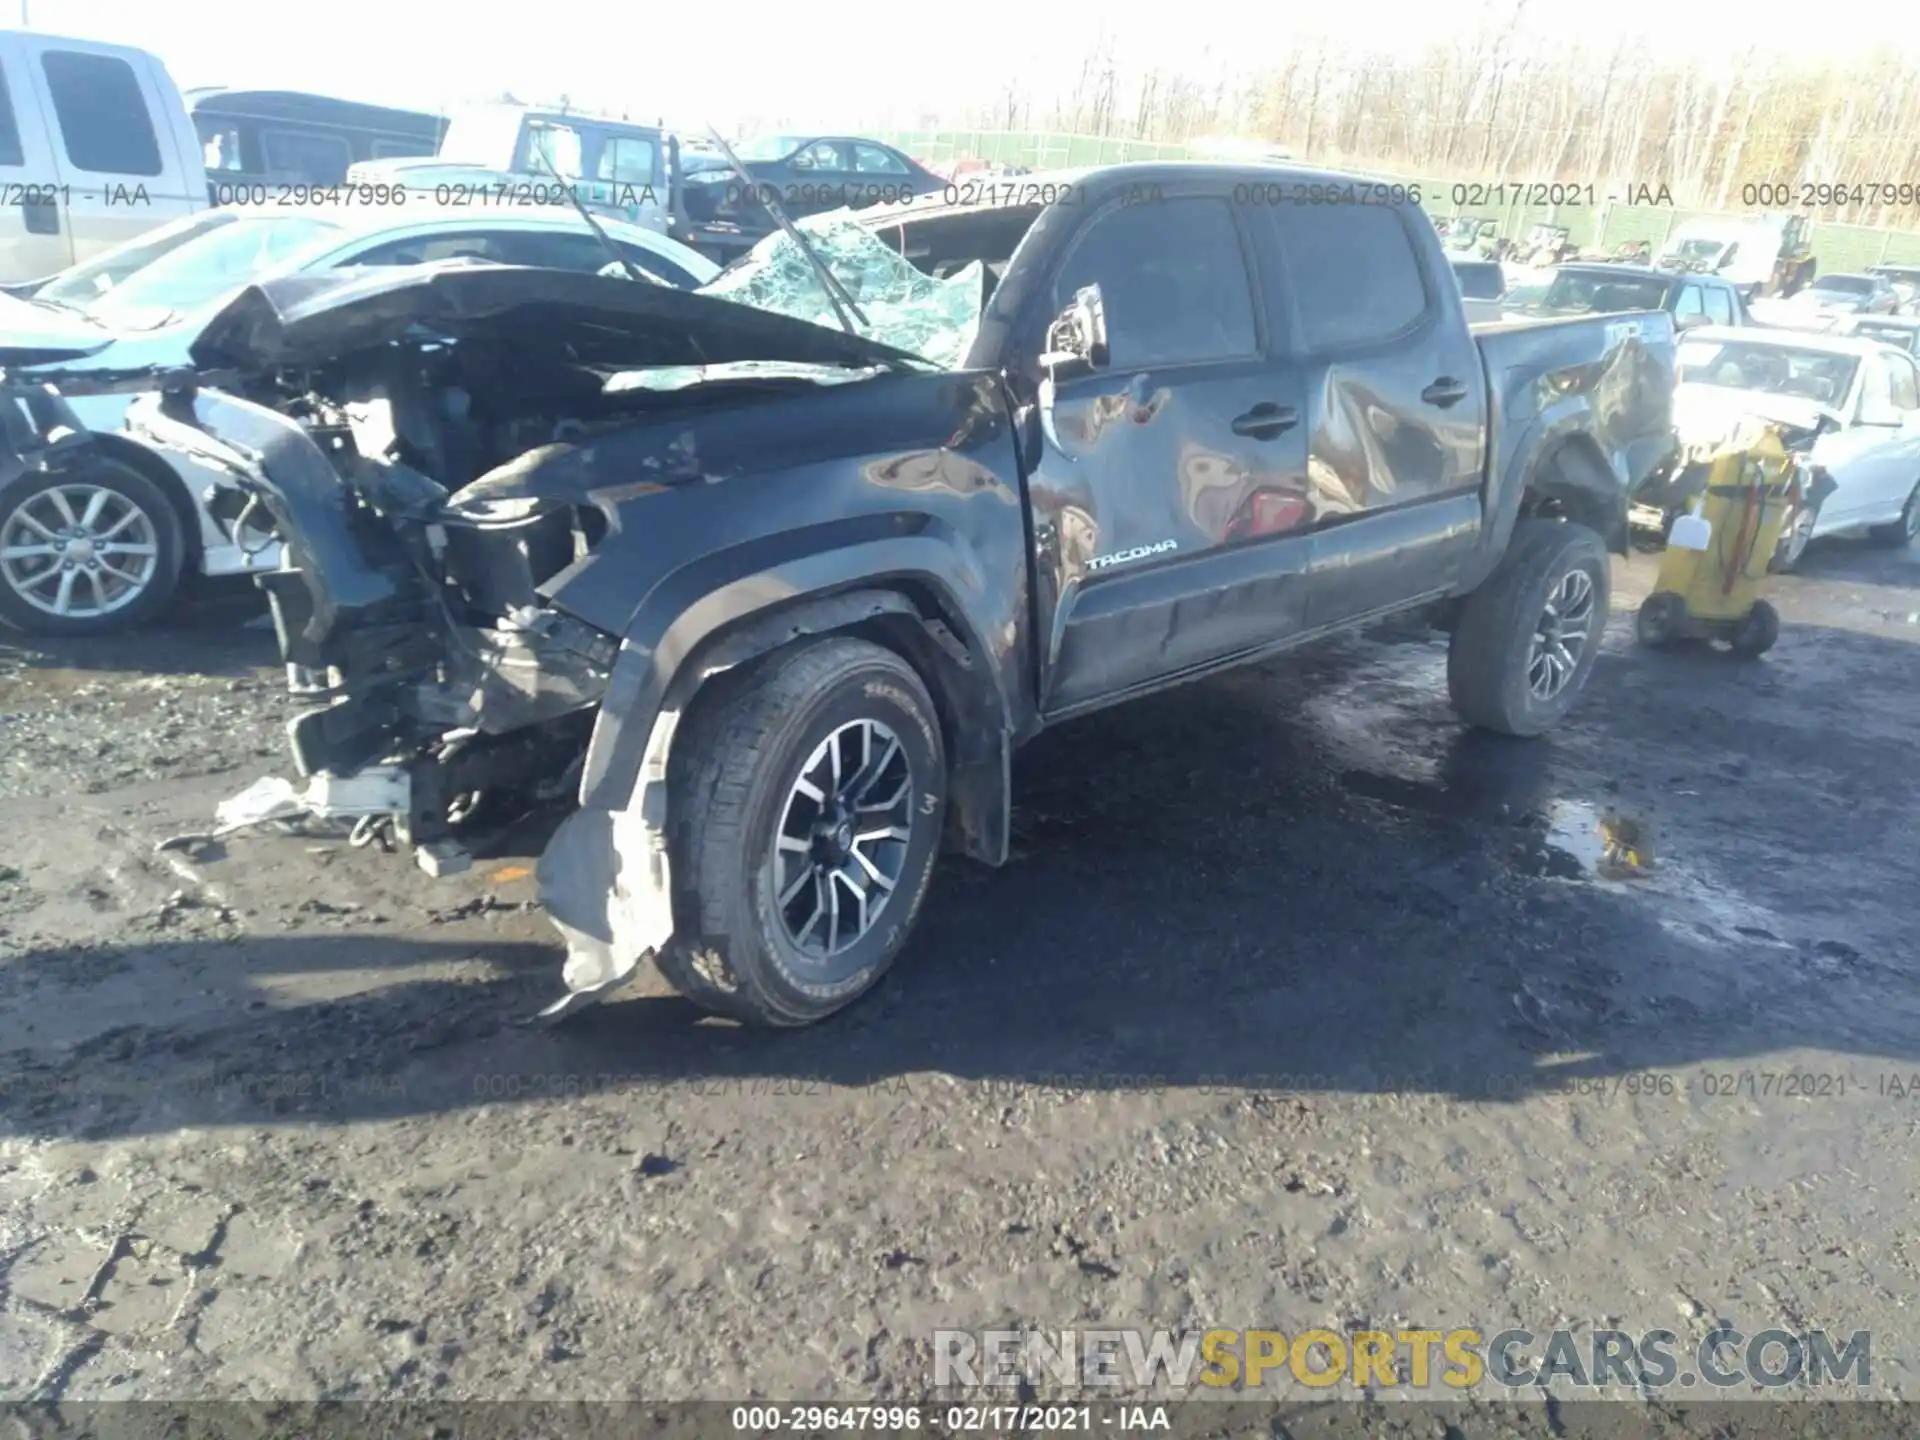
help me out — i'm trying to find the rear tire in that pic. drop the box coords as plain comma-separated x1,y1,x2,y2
1867,482,1920,547
656,636,947,1027
1448,519,1611,737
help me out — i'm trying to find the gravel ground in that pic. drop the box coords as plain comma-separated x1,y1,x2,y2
1,540,1917,1430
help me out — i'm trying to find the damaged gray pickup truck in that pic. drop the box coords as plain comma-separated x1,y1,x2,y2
126,164,1677,1027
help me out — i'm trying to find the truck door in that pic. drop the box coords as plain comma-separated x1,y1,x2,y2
19,39,200,271
0,43,72,280
1025,191,1313,715
1256,199,1488,630
584,127,669,235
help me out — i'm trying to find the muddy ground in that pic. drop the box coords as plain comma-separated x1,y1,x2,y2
1,539,1917,1427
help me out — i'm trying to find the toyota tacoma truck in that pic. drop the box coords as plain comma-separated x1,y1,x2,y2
113,164,1678,1027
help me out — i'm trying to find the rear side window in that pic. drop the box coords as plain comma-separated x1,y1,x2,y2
1703,286,1736,326
595,135,656,185
0,63,23,167
261,129,353,185
853,143,908,175
1274,203,1427,350
1051,197,1257,368
41,50,162,176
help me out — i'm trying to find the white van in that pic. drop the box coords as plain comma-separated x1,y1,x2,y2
0,31,208,284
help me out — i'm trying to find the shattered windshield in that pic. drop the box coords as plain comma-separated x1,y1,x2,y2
1678,340,1858,405
1538,270,1670,313
697,213,984,369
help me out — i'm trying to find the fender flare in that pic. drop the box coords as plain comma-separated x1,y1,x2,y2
1460,417,1649,594
535,541,1018,1013
574,536,1017,866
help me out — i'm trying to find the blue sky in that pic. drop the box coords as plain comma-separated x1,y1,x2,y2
13,0,1909,132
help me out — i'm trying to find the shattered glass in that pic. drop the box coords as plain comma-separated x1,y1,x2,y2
699,212,984,370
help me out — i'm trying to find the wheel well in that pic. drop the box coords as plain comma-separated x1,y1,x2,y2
1521,439,1627,552
61,435,203,562
668,582,1012,866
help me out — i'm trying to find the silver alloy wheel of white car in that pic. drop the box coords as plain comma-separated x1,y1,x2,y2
0,481,162,620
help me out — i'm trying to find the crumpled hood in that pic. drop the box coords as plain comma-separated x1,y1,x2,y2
1673,384,1836,446
0,293,115,368
188,261,930,374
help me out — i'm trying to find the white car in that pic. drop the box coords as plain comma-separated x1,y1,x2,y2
0,203,717,635
1673,326,1920,566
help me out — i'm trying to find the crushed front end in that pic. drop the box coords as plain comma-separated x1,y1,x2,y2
135,375,618,859
126,261,950,1015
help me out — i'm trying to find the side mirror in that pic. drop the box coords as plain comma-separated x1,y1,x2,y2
1040,284,1109,375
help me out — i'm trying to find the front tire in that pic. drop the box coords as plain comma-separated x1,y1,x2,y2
0,461,184,637
1448,519,1611,737
656,636,947,1027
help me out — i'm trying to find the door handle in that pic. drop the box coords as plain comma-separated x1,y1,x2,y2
1231,402,1299,439
1422,377,1468,408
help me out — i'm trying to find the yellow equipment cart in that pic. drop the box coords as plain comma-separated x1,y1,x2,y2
1635,422,1799,657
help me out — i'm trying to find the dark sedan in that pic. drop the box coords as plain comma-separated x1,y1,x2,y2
674,135,944,261
1523,263,1747,329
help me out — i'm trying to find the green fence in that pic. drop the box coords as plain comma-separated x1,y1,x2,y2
873,129,1920,271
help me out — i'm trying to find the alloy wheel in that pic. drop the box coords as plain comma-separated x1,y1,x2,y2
0,484,161,620
1528,567,1596,701
770,718,916,958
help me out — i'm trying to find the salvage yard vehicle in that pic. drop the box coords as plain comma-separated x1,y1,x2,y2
1867,264,1920,314
1438,216,1501,259
187,89,445,192
1656,214,1816,300
1448,257,1508,323
347,104,674,236
1653,327,1920,566
1521,224,1576,266
1839,314,1920,356
0,30,207,284
0,204,715,636
1522,263,1747,330
673,134,946,263
120,162,1677,1027
1761,272,1901,329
